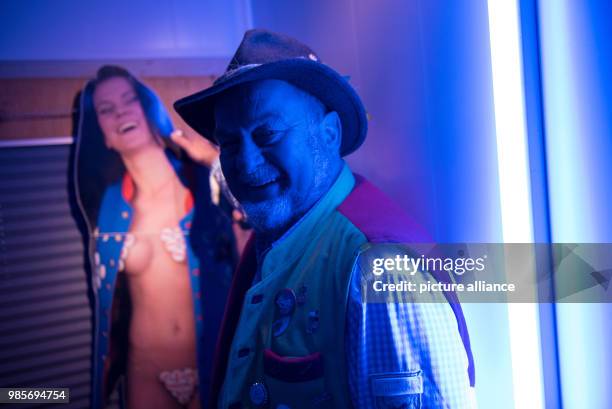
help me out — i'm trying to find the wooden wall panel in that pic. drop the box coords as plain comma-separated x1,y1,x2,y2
0,76,216,141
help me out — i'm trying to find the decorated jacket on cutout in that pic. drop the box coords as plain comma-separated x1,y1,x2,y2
86,160,236,409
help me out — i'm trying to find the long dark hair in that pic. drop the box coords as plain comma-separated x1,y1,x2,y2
74,65,182,227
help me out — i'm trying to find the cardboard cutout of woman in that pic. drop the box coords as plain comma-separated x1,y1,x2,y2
73,66,237,409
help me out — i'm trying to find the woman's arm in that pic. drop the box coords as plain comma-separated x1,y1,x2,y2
170,129,219,168
171,129,251,256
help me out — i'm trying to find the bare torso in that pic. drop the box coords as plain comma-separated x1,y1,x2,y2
120,177,200,409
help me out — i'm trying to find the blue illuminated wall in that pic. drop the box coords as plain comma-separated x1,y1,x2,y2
0,0,251,60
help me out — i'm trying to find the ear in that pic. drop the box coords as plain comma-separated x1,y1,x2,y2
320,111,342,153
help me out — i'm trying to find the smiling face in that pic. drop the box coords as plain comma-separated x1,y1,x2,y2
93,76,157,155
214,79,343,238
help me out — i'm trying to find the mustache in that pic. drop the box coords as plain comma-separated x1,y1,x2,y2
238,166,281,186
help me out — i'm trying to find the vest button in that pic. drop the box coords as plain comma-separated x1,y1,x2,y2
275,288,296,316
249,382,268,407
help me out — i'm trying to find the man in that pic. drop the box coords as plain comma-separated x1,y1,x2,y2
175,29,475,409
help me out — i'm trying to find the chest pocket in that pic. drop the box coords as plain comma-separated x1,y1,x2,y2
261,349,333,409
370,371,423,409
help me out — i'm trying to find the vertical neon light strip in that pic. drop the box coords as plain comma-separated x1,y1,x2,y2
487,1,545,408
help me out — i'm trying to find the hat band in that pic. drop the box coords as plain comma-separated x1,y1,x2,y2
214,63,262,85
214,55,321,86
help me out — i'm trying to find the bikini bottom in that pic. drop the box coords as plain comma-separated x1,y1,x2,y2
158,367,198,407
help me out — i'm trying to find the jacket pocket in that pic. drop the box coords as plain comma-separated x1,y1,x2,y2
370,371,423,409
263,349,333,408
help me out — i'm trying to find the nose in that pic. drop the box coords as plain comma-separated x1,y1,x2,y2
235,134,265,175
115,103,131,118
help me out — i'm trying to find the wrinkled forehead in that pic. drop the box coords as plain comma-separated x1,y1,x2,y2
214,79,322,128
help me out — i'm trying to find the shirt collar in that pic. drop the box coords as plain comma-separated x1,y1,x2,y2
259,162,355,280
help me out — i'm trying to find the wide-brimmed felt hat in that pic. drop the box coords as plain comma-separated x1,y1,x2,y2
173,29,367,156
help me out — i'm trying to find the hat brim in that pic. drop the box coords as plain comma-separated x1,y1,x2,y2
173,59,367,156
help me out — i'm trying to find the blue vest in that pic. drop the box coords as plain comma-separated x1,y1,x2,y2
210,165,474,407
